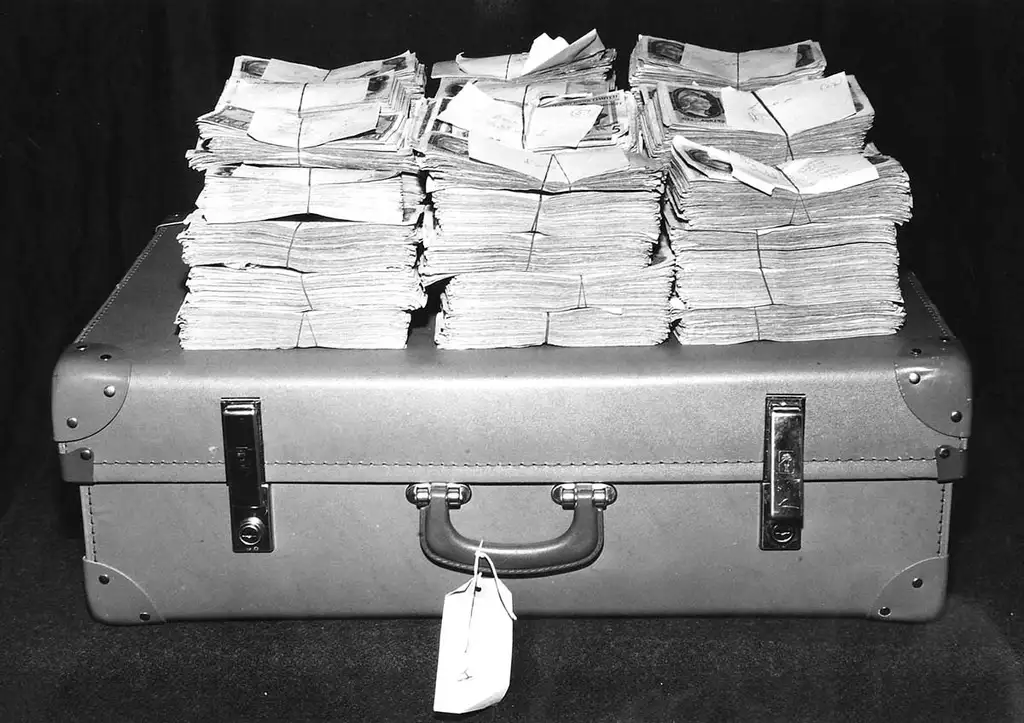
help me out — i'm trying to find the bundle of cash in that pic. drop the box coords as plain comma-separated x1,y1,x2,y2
176,265,426,350
435,246,675,349
629,36,827,90
665,137,911,344
422,188,661,282
636,72,874,165
178,52,433,350
431,29,616,89
194,165,425,224
186,52,428,173
671,300,906,345
178,212,420,273
664,137,912,234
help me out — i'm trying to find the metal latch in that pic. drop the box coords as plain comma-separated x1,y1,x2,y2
760,395,805,551
222,398,273,553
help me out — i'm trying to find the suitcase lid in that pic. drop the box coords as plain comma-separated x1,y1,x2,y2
52,221,972,485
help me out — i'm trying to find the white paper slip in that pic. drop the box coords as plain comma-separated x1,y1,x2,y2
433,550,517,715
526,28,603,75
680,43,738,80
468,134,570,185
454,52,527,80
438,83,524,147
525,104,602,150
729,150,798,195
754,72,856,135
720,87,785,135
229,77,371,112
554,146,631,183
246,105,381,148
522,32,570,75
779,154,880,194
260,58,328,83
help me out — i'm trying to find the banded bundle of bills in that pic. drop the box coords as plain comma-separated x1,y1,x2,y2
664,137,912,234
671,301,906,345
431,29,616,89
176,265,426,350
178,52,433,350
666,137,911,344
636,72,874,164
178,212,420,273
629,36,827,90
435,246,675,349
187,52,428,173
194,165,425,224
422,188,661,282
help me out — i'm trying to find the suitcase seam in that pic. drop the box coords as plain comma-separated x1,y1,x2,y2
937,483,947,555
89,456,933,465
77,225,169,342
907,274,953,338
86,486,97,561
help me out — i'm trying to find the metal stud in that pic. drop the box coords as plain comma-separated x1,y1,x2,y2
98,575,110,585
103,385,116,398
139,612,151,622
912,578,924,589
910,348,922,357
76,344,89,351
80,449,93,461
66,417,79,429
908,372,921,384
879,606,892,617
950,410,963,423
937,446,951,459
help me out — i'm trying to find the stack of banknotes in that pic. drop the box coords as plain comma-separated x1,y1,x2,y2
418,30,673,348
628,36,827,90
176,52,430,350
667,136,912,344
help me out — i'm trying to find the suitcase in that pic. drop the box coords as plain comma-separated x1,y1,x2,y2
51,218,972,625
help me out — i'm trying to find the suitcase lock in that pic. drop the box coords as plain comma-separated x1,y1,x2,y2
222,398,274,553
760,395,805,551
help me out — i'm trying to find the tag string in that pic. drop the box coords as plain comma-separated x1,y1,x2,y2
296,83,309,167
285,221,303,269
775,166,813,226
754,230,775,306
751,89,795,162
305,168,313,215
753,306,762,342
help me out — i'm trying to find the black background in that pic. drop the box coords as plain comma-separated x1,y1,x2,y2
1,1,1022,721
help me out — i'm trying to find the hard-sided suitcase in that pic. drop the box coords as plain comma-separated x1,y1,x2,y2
51,219,972,625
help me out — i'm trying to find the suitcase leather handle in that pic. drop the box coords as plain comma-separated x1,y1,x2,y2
417,483,611,578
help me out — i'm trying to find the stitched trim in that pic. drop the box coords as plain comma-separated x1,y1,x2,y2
91,456,934,467
78,225,171,342
907,273,953,338
86,486,97,561
937,483,947,555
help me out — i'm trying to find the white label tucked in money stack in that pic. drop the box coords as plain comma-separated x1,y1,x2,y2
419,30,674,349
176,52,432,350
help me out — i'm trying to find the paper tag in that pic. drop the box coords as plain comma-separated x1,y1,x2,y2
522,32,570,75
553,146,630,183
754,73,856,135
524,29,603,76
525,104,602,150
455,53,527,80
739,42,807,82
680,43,738,82
228,77,370,112
247,105,381,148
720,87,785,135
778,154,879,194
261,58,328,83
468,134,568,185
433,551,516,715
438,83,524,147
729,151,797,195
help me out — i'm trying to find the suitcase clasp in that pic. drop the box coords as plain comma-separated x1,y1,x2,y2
760,395,805,551
222,398,274,553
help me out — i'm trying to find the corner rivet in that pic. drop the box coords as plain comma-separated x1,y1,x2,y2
908,372,921,384
950,410,963,423
80,449,93,461
66,417,79,429
937,446,951,459
879,606,892,617
98,575,110,585
139,612,151,622
910,348,922,356
75,344,88,351
103,385,116,398
912,578,924,589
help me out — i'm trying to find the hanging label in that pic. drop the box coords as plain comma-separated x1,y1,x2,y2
433,549,517,715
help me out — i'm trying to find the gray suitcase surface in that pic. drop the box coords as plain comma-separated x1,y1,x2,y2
52,220,972,624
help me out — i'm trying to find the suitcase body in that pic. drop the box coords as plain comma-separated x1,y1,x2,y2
52,221,972,625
